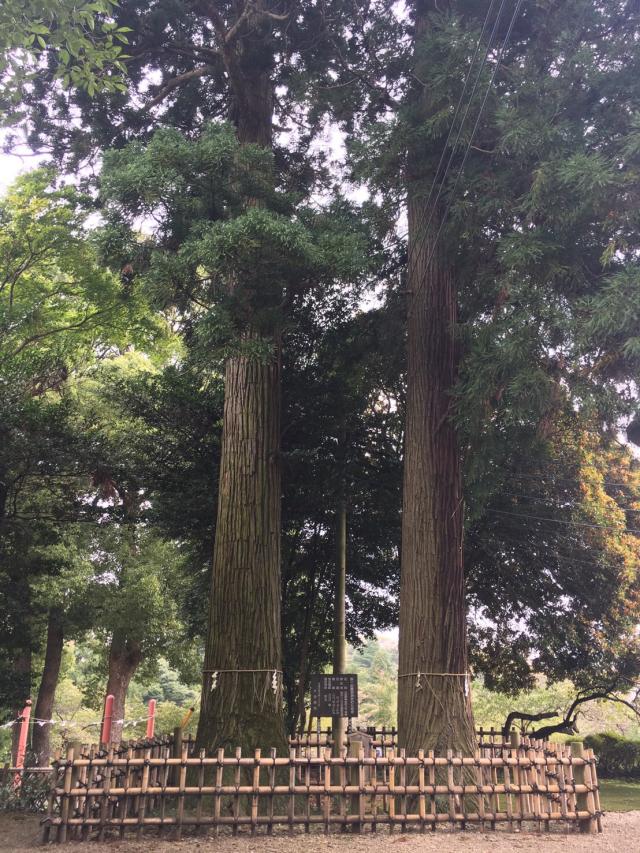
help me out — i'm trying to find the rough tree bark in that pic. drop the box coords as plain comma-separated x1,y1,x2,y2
397,0,476,755
32,607,64,766
105,633,142,745
196,3,288,754
198,351,286,752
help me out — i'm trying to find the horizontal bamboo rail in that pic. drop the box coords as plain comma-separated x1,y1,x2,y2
42,739,602,842
288,728,553,759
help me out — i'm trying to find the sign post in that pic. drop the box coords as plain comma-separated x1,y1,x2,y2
310,674,358,721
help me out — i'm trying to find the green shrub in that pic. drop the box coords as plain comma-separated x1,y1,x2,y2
585,732,640,779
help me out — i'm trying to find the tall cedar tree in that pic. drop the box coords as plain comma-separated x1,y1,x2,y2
179,5,284,752
395,0,475,754
6,0,325,753
306,0,640,749
5,0,382,752
99,289,403,735
98,120,370,751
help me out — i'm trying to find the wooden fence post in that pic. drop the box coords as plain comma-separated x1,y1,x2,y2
146,699,156,739
571,741,597,834
171,725,182,786
175,741,188,840
58,745,74,844
14,699,32,788
348,739,362,832
100,694,114,747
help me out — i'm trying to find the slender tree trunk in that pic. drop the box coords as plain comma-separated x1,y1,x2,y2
292,562,322,734
196,8,287,753
397,0,475,755
32,608,64,766
105,633,142,745
332,499,347,755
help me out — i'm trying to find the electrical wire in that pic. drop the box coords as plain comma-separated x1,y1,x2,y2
472,532,633,574
494,490,640,511
405,0,504,273
506,471,640,490
486,507,640,536
474,516,627,552
408,0,526,320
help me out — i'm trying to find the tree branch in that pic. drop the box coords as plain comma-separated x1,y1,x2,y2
7,306,118,360
501,709,559,740
224,0,254,45
147,65,214,108
503,685,640,741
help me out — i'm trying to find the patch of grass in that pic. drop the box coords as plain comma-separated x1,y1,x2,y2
599,778,640,812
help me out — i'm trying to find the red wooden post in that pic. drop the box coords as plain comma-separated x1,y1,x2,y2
100,694,114,747
146,698,156,739
14,699,32,788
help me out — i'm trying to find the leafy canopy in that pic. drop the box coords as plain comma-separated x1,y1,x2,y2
0,0,129,106
99,122,371,351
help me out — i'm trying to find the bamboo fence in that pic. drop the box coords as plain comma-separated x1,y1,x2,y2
289,726,527,756
42,737,602,841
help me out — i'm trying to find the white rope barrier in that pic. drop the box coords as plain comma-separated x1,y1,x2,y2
0,714,153,730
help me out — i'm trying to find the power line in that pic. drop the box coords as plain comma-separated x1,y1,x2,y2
405,0,504,273
507,472,640,489
495,490,640,512
473,533,632,575
474,522,615,556
487,508,640,536
408,0,526,320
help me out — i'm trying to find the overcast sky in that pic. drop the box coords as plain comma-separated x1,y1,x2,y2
0,146,42,193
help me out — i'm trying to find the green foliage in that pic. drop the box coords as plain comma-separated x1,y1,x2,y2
87,526,186,657
281,296,403,731
0,0,129,110
99,122,372,356
345,638,640,743
0,168,174,723
136,658,198,707
347,638,398,728
0,168,165,388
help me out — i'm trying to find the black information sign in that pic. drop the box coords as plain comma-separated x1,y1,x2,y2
310,674,358,718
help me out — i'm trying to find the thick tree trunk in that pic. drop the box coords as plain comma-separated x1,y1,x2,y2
197,350,286,752
32,608,64,766
398,0,475,755
105,634,142,745
196,7,287,754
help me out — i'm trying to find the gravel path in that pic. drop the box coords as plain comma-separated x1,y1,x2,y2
2,812,639,852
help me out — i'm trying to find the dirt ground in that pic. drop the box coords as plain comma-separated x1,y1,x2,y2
1,812,639,853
